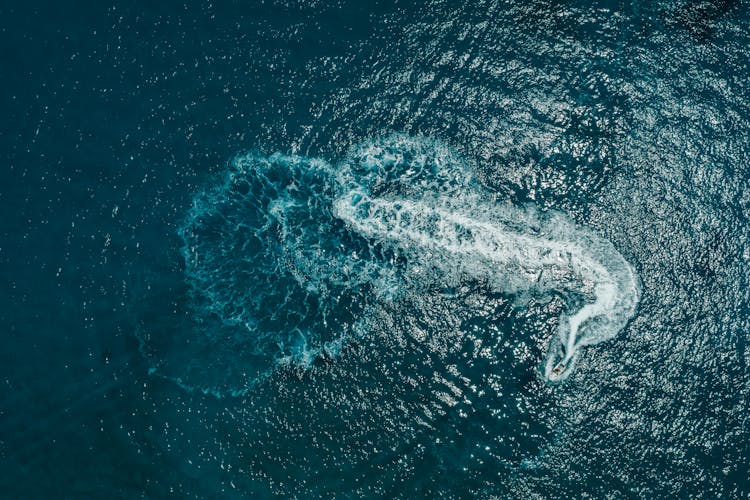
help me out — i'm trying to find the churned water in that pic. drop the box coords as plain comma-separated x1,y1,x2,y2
1,0,749,498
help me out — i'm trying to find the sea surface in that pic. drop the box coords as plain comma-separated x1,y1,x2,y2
1,0,749,498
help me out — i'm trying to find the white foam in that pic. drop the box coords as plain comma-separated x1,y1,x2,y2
172,134,641,394
333,182,640,382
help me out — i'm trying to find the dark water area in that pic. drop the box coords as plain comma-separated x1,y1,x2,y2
1,0,749,497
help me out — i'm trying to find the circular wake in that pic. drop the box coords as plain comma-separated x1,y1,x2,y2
164,135,640,394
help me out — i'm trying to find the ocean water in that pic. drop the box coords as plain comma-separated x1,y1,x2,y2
1,0,748,498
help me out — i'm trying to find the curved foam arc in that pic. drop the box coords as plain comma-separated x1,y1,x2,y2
333,190,640,382
164,134,640,395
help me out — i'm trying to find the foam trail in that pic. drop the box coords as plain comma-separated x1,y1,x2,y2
335,194,639,381
333,137,640,382
162,135,640,395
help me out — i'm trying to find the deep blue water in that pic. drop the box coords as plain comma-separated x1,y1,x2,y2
1,0,749,497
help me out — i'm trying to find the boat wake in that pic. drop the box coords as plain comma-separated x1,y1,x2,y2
162,135,639,393
333,136,640,382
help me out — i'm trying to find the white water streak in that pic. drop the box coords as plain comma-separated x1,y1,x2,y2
334,190,640,382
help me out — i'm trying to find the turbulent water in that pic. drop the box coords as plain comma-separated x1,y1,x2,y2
169,135,640,395
2,0,749,498
333,137,641,383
